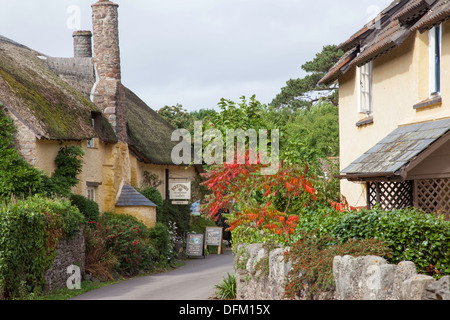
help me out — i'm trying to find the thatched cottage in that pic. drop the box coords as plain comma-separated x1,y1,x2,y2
0,0,200,227
320,0,450,215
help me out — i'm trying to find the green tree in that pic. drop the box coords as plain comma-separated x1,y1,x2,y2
158,104,195,132
281,102,339,165
271,45,344,110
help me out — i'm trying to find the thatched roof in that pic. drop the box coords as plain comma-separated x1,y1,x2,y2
124,86,179,165
0,34,181,166
0,35,117,142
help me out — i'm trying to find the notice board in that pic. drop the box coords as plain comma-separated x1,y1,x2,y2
205,227,223,254
186,233,204,258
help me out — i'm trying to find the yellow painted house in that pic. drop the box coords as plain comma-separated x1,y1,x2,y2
320,0,450,215
0,0,200,227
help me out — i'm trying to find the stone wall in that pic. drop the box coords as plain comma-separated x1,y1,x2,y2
235,244,450,300
235,244,290,300
44,229,86,293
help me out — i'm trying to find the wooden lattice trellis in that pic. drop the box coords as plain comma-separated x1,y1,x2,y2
367,181,414,210
415,178,450,218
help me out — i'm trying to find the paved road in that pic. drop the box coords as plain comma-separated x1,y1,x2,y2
71,249,235,300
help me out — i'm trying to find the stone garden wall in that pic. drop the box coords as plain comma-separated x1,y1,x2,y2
44,229,85,292
235,243,450,300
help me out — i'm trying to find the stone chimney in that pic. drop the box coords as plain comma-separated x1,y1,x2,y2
72,30,92,58
91,0,127,142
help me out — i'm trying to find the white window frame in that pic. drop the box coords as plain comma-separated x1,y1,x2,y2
357,61,373,115
87,187,96,202
429,24,442,97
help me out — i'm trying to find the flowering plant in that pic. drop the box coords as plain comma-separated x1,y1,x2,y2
200,152,318,242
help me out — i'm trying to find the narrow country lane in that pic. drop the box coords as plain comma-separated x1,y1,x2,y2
71,249,235,300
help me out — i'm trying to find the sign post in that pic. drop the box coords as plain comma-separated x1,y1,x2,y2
186,233,204,258
205,227,223,255
169,181,191,205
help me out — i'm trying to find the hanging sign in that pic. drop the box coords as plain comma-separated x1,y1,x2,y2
169,181,191,205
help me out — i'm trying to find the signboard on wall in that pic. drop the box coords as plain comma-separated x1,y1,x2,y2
169,181,191,205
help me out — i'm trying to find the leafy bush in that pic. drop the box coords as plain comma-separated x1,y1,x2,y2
70,194,100,222
138,187,163,208
41,146,85,198
138,187,190,238
158,200,191,237
0,109,43,200
190,215,217,234
148,222,177,266
283,231,392,299
97,212,157,276
332,207,450,277
93,213,177,277
1,109,85,201
0,195,84,299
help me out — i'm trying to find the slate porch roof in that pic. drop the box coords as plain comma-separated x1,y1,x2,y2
340,118,450,180
116,185,157,207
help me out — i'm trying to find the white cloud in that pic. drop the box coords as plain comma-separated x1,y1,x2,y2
0,0,393,111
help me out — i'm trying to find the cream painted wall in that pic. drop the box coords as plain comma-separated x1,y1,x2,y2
32,138,198,218
339,20,450,206
34,138,115,212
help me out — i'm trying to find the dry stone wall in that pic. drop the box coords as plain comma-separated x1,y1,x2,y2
235,244,450,300
44,229,85,292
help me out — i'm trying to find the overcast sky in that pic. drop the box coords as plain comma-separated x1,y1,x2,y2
0,0,392,112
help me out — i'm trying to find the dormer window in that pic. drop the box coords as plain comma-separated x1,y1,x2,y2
429,25,441,97
357,61,373,115
87,116,96,148
87,112,102,148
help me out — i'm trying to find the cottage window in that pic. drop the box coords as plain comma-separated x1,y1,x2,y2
357,62,373,115
87,117,96,148
87,187,96,202
429,25,442,97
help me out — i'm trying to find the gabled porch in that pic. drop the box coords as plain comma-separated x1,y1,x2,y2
338,118,450,218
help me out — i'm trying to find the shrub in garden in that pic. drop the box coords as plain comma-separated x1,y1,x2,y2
70,194,100,222
332,207,450,277
91,212,177,277
0,109,43,200
0,195,84,299
148,222,178,267
138,186,163,208
139,187,190,238
283,231,392,300
97,212,158,276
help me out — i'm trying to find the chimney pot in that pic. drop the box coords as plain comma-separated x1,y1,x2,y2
72,30,92,58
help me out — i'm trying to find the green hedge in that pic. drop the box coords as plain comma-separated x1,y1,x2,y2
70,194,100,222
332,207,450,276
288,206,450,277
0,195,84,299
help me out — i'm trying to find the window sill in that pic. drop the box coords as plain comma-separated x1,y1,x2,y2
356,116,374,127
413,96,442,110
